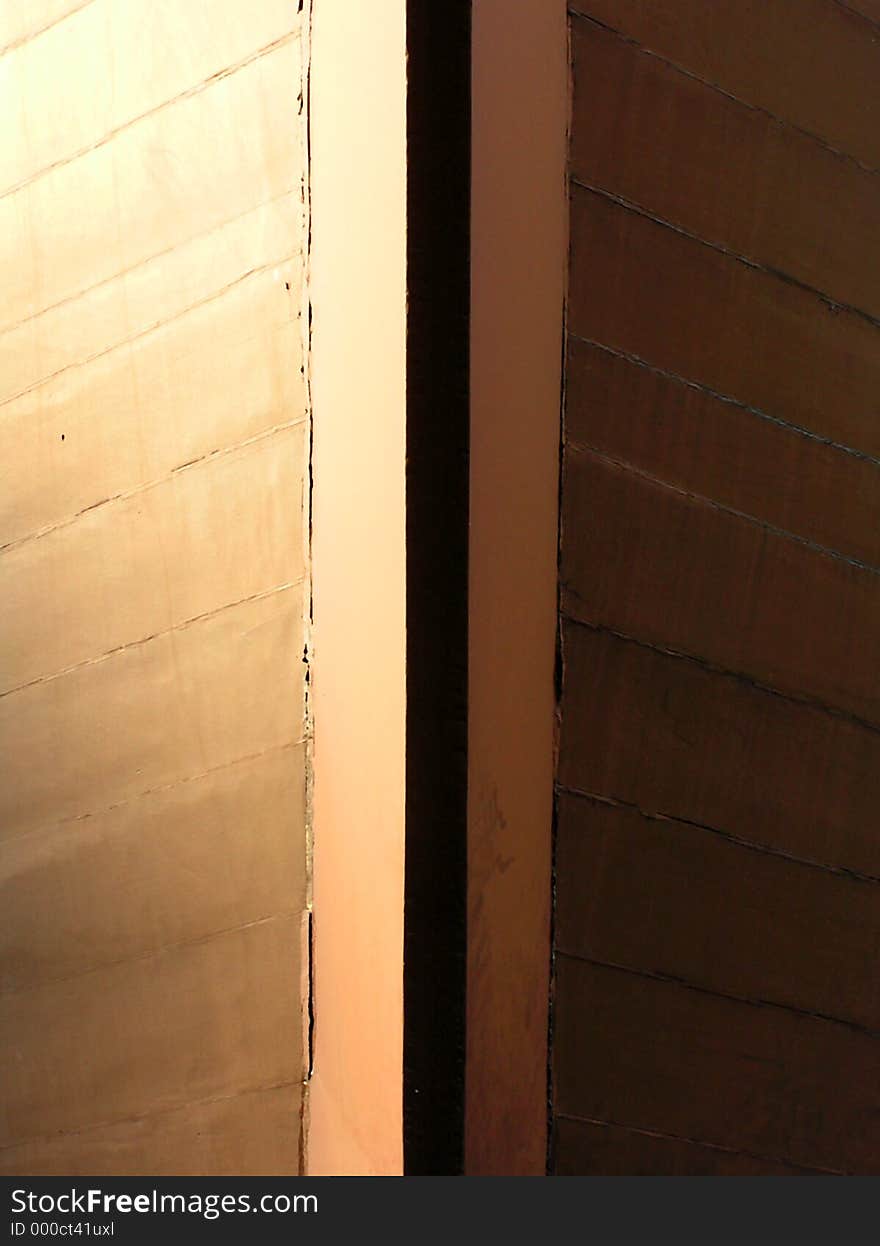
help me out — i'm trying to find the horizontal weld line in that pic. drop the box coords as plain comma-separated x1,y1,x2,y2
553,1112,846,1176
571,178,880,330
0,1077,305,1158
566,332,880,469
567,7,879,176
560,613,880,739
0,739,305,851
0,416,307,556
0,253,297,412
557,951,880,1039
0,910,302,1001
0,185,298,339
0,30,300,205
564,440,880,576
0,0,96,59
0,579,304,700
556,784,880,885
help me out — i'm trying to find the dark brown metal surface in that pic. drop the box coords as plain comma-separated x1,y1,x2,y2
553,1,880,1175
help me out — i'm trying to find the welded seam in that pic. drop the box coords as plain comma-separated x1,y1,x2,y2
567,7,880,176
832,0,880,33
566,440,880,577
1,186,298,339
567,332,880,470
0,911,302,1001
0,31,301,205
572,178,880,330
558,784,880,885
554,1112,847,1176
561,613,880,739
558,950,880,1039
0,253,298,412
0,0,97,60
1,739,306,851
0,1077,306,1159
299,0,316,1178
0,579,304,701
0,417,307,557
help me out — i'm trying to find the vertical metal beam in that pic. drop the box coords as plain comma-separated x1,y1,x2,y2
467,0,568,1176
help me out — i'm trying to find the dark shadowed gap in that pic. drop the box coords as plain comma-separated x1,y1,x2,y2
403,0,472,1176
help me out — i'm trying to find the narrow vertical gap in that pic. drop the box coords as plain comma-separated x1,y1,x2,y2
404,1,472,1176
546,328,571,1178
547,14,574,1175
300,0,315,1177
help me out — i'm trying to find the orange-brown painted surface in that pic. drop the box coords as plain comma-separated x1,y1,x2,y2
845,0,880,21
562,450,880,725
569,189,880,456
0,0,310,1174
468,0,567,1174
555,959,876,1174
570,18,880,317
565,339,880,571
554,3,880,1174
559,623,880,880
556,793,880,1031
553,1118,825,1176
571,1,880,168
